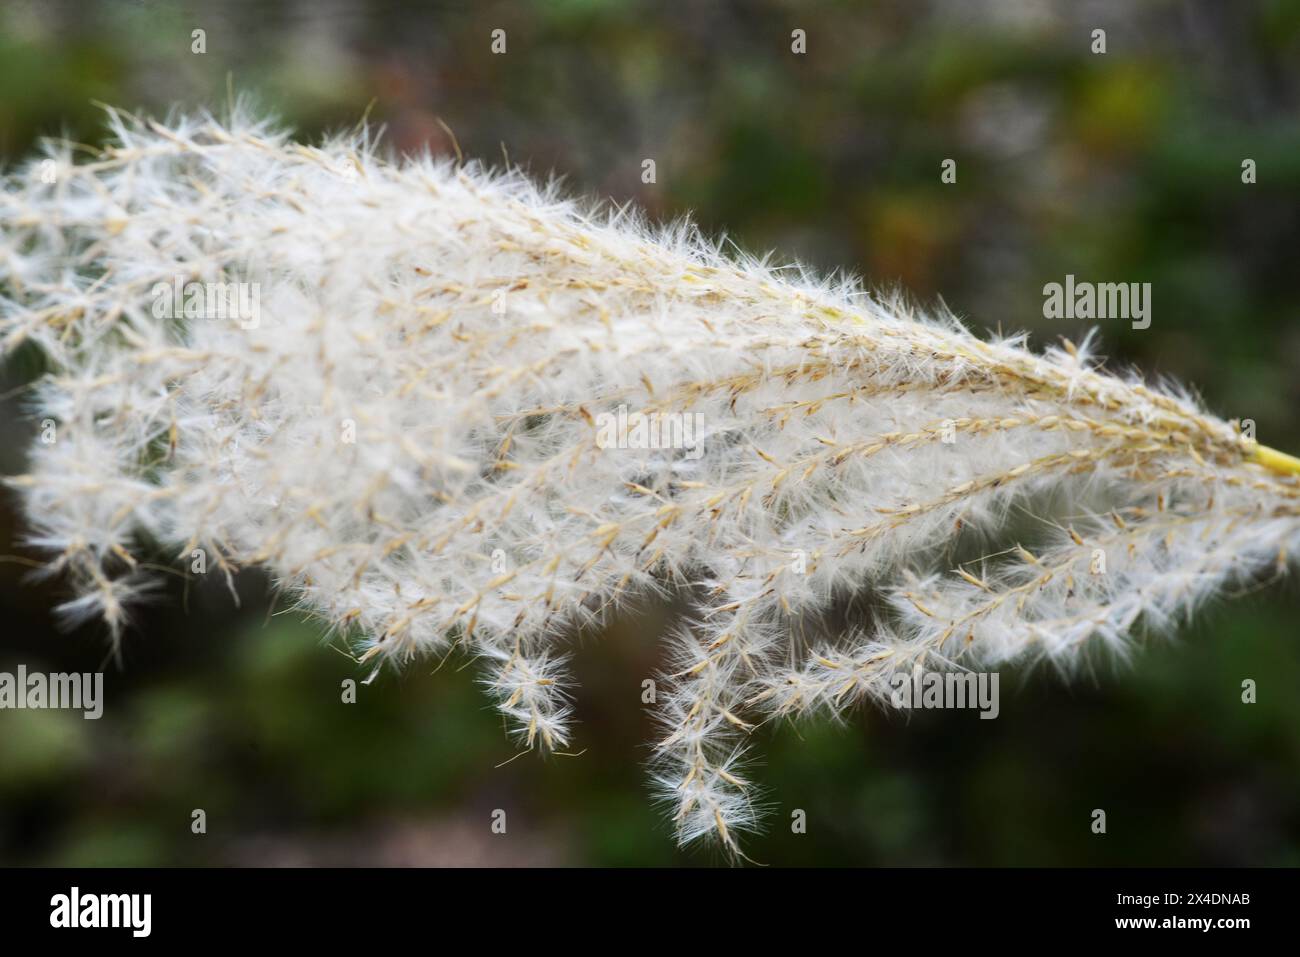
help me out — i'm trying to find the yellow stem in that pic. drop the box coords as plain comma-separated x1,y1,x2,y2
1250,443,1300,477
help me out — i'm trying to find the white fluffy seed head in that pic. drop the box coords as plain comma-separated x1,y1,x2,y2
3,107,1298,853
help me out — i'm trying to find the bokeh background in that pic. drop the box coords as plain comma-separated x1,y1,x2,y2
2,0,1300,866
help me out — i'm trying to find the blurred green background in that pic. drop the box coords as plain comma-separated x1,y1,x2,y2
2,0,1300,866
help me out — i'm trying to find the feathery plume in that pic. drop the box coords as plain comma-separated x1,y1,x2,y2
3,108,1299,852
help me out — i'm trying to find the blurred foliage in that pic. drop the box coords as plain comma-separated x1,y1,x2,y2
2,0,1300,865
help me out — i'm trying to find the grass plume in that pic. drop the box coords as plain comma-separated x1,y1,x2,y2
3,107,1299,852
